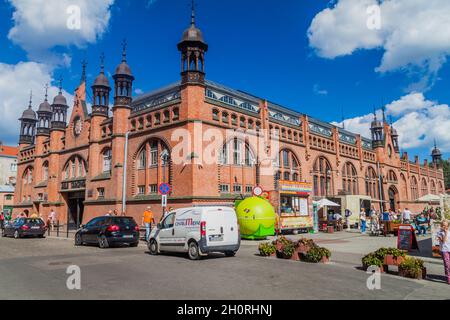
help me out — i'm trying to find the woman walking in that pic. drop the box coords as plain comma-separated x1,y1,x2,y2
359,209,367,234
437,220,450,285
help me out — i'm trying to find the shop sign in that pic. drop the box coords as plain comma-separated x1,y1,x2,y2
278,181,312,195
280,216,313,229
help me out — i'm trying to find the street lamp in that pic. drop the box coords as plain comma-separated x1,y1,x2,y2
160,149,170,216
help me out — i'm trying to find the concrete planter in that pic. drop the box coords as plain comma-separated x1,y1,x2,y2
398,266,427,280
384,255,405,266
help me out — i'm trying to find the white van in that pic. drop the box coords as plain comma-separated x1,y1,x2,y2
147,206,240,260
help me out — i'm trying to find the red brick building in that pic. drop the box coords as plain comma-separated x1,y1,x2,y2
13,10,445,228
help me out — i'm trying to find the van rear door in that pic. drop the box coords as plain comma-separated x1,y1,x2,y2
203,207,238,247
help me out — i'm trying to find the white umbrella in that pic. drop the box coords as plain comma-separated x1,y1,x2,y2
313,198,341,208
416,194,440,202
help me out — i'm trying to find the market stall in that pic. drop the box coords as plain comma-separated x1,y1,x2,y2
271,181,313,234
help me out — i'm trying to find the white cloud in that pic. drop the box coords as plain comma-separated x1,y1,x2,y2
308,0,450,89
334,92,450,152
313,84,328,95
7,0,114,65
0,62,74,145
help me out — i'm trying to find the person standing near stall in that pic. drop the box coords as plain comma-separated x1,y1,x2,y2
359,209,367,234
436,220,450,285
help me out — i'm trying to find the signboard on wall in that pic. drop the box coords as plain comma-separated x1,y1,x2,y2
280,216,314,230
278,181,312,196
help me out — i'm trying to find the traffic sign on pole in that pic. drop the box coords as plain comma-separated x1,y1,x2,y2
252,186,264,197
159,183,171,195
161,195,167,207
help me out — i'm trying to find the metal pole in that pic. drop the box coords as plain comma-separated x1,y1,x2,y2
122,132,129,214
376,161,384,212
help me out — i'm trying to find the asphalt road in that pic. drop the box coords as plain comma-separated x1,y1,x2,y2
0,235,448,300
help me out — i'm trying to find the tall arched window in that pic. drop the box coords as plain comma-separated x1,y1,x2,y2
387,170,397,183
430,180,437,195
278,149,301,182
103,149,112,173
410,176,419,200
342,162,358,195
42,162,49,181
63,156,87,180
421,178,428,196
313,157,332,197
365,167,378,199
134,139,171,196
438,181,444,194
220,138,255,166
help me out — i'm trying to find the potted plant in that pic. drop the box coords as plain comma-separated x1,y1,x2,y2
258,242,276,257
296,238,316,254
361,253,384,273
302,246,331,263
380,248,406,266
273,236,297,260
398,257,426,279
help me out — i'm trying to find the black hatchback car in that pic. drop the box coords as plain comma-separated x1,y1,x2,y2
2,218,47,239
75,216,140,248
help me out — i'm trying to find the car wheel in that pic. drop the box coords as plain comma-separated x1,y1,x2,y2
98,235,109,249
148,239,159,255
188,241,201,260
74,233,83,246
13,230,20,239
1,229,6,237
225,251,236,257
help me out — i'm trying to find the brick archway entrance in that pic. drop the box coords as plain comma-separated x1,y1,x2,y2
388,186,398,211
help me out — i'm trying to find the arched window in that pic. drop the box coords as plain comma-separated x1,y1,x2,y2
134,139,171,196
387,170,397,183
438,181,444,194
430,180,437,195
421,178,428,196
103,149,112,173
365,167,378,199
342,162,358,195
42,162,49,181
278,149,301,182
62,156,87,180
313,157,332,197
220,138,255,166
410,176,419,200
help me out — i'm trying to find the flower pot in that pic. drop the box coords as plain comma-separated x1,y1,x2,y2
320,256,329,263
398,266,426,279
327,226,334,233
384,255,404,266
297,244,310,254
276,250,292,259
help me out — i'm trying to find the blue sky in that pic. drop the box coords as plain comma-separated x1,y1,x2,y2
0,0,449,161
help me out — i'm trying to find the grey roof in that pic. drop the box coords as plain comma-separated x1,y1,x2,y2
53,93,68,106
179,25,207,45
21,106,37,120
38,99,52,113
93,72,110,87
131,78,371,142
114,61,133,77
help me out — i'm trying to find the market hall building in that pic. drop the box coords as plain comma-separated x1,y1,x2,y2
13,9,445,229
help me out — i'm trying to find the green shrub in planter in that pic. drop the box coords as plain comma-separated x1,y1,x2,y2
273,236,296,259
374,247,405,260
303,246,331,263
399,257,425,279
258,242,276,257
362,253,383,269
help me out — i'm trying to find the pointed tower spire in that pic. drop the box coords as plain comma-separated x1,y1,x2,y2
58,75,63,94
44,83,49,101
100,52,105,73
121,39,127,62
81,59,88,83
382,105,386,123
191,0,196,26
28,90,33,108
341,106,345,130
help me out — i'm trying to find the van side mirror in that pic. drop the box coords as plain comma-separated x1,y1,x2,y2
157,223,162,229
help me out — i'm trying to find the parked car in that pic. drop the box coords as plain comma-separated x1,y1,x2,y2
1,218,47,239
148,206,240,260
74,216,140,248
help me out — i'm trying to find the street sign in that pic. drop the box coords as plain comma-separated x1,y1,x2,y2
252,186,264,197
159,183,171,195
162,195,167,207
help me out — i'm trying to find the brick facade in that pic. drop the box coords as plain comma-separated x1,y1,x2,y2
13,17,445,228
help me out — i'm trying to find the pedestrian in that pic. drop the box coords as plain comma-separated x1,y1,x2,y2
142,206,155,242
436,220,450,285
113,209,119,216
49,209,57,232
416,213,428,236
371,210,380,235
402,207,412,224
344,209,352,230
359,209,367,234
0,211,4,230
106,210,113,216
